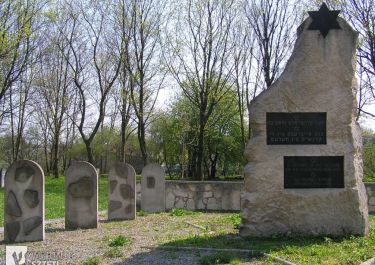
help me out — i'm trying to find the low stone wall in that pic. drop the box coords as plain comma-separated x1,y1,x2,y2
365,182,375,214
136,181,374,213
136,181,243,211
165,181,243,211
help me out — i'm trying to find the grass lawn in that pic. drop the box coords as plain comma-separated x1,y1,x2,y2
163,212,375,265
0,176,108,227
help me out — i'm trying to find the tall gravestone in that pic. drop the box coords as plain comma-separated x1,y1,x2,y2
4,160,44,242
240,3,369,236
65,161,98,229
141,164,165,212
108,162,136,220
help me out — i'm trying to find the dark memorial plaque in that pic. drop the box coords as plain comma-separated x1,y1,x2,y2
267,112,326,145
284,156,344,188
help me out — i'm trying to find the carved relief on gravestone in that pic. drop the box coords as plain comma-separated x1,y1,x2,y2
65,161,98,229
108,162,136,220
4,160,44,242
240,3,369,237
141,164,165,212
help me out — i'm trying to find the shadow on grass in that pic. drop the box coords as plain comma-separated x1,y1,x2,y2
113,228,375,265
163,233,353,252
113,248,259,265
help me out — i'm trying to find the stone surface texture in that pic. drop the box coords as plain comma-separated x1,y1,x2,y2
165,181,243,211
108,162,136,220
240,17,369,237
4,160,44,242
65,161,98,229
141,164,165,212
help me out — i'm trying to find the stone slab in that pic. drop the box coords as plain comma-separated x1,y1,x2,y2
65,161,98,230
141,164,165,212
240,15,369,236
4,160,44,242
108,162,136,220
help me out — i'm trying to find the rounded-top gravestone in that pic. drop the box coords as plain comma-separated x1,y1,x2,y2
4,160,44,243
65,161,98,230
141,164,165,212
108,162,136,220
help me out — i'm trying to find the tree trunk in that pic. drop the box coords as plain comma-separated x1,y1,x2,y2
138,120,148,166
196,120,205,180
120,103,129,163
52,131,60,178
84,140,94,164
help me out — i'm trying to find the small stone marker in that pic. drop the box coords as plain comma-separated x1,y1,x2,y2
65,161,98,229
240,4,369,236
108,162,136,220
141,164,165,212
4,160,44,242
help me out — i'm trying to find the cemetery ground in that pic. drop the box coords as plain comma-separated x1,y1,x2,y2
0,177,374,264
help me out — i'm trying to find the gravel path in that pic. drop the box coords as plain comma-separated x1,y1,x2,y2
0,212,263,265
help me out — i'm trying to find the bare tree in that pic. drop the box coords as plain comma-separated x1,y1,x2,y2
123,0,165,166
245,0,298,89
231,10,263,143
33,7,74,177
0,0,45,122
343,0,375,118
63,1,124,164
9,70,34,162
164,0,237,180
115,0,137,163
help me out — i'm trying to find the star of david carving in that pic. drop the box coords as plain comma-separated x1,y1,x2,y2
308,3,341,38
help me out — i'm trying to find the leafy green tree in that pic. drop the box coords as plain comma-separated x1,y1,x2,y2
363,130,375,182
149,89,246,180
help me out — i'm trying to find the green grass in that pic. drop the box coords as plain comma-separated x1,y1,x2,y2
170,208,198,217
164,214,375,265
198,252,241,265
0,176,108,226
104,247,123,258
82,256,101,265
227,213,241,229
364,176,375,182
108,235,132,247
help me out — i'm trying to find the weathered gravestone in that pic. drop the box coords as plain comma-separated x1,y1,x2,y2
240,3,369,236
0,168,5,188
141,164,165,212
65,161,98,229
4,160,44,242
108,162,136,220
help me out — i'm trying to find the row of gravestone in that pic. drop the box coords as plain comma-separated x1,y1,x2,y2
4,160,166,243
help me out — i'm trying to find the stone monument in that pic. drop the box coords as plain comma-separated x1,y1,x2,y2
141,164,165,212
108,162,136,220
65,161,98,229
4,160,44,242
240,3,369,236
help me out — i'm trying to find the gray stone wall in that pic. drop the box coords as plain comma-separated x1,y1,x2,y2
365,182,375,214
136,181,243,211
165,181,243,211
137,181,375,213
